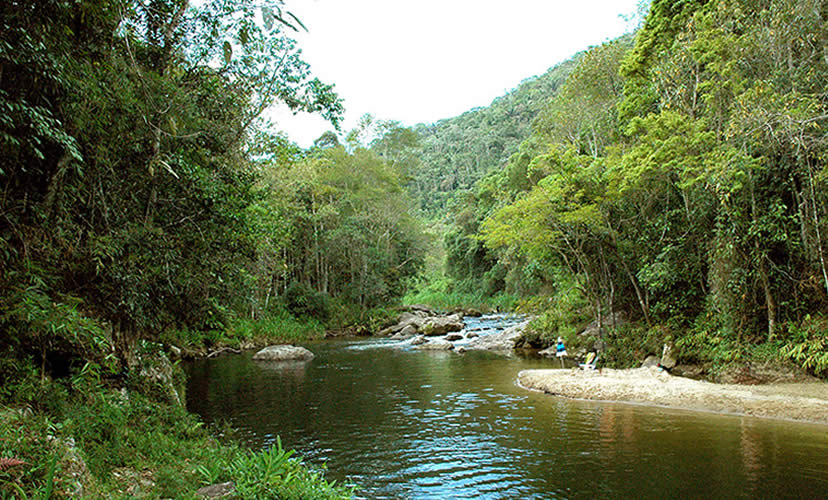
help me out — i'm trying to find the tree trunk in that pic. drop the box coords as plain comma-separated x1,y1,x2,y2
759,256,776,340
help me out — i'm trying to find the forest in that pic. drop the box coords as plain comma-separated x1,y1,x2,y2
0,0,826,497
434,0,827,373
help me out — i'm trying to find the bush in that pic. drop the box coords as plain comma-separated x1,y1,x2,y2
283,282,330,320
603,324,669,368
781,315,828,376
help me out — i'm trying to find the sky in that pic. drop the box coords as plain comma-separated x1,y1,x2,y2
270,0,642,148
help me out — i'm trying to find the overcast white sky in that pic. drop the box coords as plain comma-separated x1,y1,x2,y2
270,0,642,147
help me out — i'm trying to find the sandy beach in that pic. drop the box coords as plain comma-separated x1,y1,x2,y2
518,367,828,425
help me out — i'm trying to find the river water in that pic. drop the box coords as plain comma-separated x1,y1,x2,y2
185,314,828,499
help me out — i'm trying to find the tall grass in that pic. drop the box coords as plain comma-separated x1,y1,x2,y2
402,277,517,312
160,311,326,352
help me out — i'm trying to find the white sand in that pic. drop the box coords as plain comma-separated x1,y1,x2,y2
518,367,828,424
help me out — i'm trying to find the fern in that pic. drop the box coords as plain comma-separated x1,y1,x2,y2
0,457,27,471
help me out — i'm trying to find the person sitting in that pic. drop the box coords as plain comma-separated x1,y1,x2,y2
580,351,598,370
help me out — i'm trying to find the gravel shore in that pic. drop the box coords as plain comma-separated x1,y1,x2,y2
518,367,828,424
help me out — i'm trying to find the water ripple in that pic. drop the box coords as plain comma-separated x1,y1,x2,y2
186,326,828,500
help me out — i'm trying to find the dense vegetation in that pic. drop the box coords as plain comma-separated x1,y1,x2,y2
0,0,416,496
1,0,826,496
441,0,828,373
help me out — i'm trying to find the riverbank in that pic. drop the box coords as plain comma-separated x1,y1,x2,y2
518,367,828,425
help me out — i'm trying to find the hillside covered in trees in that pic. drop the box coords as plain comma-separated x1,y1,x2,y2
406,56,580,215
440,0,827,372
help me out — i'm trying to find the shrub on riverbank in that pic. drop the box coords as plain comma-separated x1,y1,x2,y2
0,367,354,499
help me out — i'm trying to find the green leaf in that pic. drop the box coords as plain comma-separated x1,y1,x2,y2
222,41,232,65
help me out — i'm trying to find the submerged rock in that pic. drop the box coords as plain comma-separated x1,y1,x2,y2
252,345,315,361
414,339,454,351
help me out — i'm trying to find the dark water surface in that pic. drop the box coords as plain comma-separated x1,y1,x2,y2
185,315,828,499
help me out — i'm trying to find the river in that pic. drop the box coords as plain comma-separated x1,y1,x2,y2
185,314,828,499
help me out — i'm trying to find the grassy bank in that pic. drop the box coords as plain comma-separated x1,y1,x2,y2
402,278,518,312
0,300,412,499
0,303,359,499
160,313,328,357
0,353,354,499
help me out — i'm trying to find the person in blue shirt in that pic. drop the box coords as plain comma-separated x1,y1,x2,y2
555,337,567,367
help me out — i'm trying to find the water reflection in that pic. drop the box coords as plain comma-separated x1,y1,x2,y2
186,331,828,499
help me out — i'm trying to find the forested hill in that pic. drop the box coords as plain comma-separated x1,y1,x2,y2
408,55,581,216
441,0,828,375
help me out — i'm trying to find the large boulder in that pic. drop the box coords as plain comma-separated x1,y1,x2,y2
641,355,660,368
660,342,677,369
378,311,428,336
390,324,419,340
421,314,464,336
252,345,315,361
414,339,454,351
466,321,528,351
408,304,436,315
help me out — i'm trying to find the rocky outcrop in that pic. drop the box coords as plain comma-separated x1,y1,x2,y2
49,435,93,498
252,345,315,362
465,321,528,351
128,346,182,406
518,367,828,424
379,308,465,337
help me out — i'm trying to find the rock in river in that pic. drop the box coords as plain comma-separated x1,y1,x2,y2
252,345,315,361
390,324,418,340
465,320,528,351
422,314,464,336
